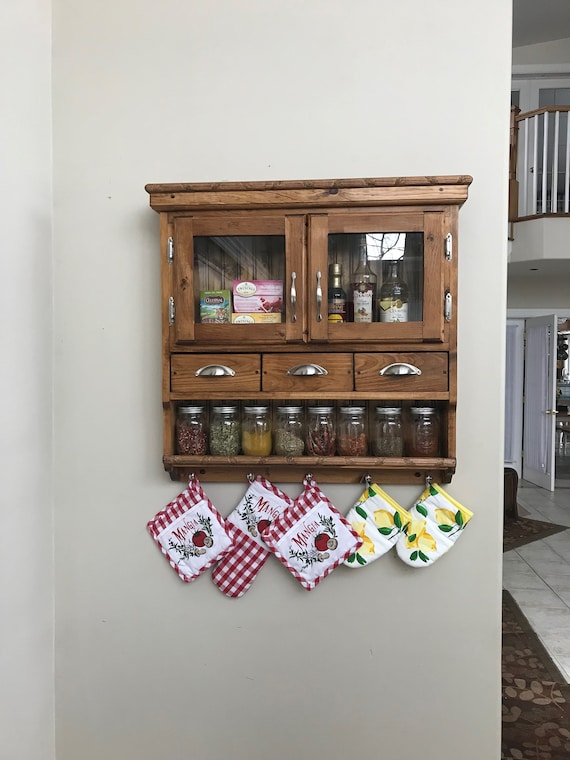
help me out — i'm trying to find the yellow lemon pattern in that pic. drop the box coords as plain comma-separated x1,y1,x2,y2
345,485,411,567
397,483,473,566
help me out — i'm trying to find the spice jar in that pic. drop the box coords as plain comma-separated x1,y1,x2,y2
373,407,404,457
407,406,440,457
306,406,337,456
274,406,305,456
337,406,368,456
176,405,208,455
241,406,272,456
209,406,241,456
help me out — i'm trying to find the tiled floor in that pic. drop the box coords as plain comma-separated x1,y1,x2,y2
503,471,570,682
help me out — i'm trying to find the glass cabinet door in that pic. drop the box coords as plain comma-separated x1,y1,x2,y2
307,211,450,343
171,215,304,345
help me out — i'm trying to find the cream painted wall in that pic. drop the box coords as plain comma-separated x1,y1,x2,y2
52,2,510,758
0,1,55,758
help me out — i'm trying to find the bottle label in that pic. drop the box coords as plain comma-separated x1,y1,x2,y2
379,299,408,323
352,284,374,323
328,297,347,323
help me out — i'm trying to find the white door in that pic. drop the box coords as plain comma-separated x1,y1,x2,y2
505,320,525,477
523,315,558,490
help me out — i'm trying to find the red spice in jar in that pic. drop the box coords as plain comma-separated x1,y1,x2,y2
176,406,208,455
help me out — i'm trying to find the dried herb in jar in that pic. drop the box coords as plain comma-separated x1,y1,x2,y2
275,429,305,456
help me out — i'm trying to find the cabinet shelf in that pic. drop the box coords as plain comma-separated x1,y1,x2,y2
163,455,457,484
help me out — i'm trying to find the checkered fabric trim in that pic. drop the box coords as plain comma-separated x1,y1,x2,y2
147,478,236,583
262,483,362,591
211,530,270,598
211,476,294,597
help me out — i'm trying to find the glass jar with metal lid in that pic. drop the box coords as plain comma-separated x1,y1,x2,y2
306,406,337,456
373,407,404,457
337,406,368,456
407,406,440,457
274,406,305,456
176,405,208,455
209,406,241,456
241,406,272,456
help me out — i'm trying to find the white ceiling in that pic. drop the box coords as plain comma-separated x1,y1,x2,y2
513,0,570,47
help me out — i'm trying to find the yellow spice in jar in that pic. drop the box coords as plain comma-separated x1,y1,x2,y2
242,430,272,456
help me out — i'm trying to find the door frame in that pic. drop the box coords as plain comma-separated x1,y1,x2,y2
506,309,570,489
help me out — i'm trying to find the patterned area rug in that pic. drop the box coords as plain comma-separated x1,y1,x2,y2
502,590,570,759
503,517,568,552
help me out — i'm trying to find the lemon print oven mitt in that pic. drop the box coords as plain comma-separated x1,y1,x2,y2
344,483,412,567
396,482,473,567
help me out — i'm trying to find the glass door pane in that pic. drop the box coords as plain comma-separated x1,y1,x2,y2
327,231,424,324
194,235,286,324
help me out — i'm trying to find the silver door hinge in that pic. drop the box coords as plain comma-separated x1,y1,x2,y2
444,290,452,322
167,236,174,263
445,232,453,261
168,296,175,325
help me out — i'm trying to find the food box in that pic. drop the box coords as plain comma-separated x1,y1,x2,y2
232,280,283,313
199,290,231,323
231,313,282,324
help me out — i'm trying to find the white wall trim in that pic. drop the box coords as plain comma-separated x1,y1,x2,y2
513,64,570,79
507,309,570,319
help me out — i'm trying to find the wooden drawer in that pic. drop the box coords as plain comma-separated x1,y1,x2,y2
354,352,448,393
171,353,261,393
262,353,353,393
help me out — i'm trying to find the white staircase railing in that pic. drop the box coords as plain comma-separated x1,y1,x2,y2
514,106,570,219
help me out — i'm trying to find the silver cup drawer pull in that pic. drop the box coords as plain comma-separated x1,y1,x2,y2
195,364,236,377
287,363,328,376
379,363,422,376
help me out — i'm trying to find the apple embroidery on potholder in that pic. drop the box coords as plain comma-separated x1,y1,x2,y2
211,476,293,598
289,514,339,567
261,479,362,591
147,476,236,583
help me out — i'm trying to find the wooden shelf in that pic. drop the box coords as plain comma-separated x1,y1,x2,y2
163,455,456,484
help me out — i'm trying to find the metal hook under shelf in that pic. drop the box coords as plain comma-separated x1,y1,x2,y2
361,473,372,486
304,472,314,486
247,472,256,484
425,474,433,488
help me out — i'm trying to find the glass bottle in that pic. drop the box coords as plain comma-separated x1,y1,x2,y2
274,406,305,456
327,262,347,323
407,406,440,457
176,405,208,455
241,406,272,456
337,406,368,456
306,406,337,456
209,406,241,456
378,259,409,322
350,236,377,323
373,407,404,457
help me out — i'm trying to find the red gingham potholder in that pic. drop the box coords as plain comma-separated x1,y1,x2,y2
147,476,236,583
211,476,293,598
261,478,362,591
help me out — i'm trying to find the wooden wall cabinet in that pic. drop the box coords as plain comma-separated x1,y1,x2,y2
146,176,471,484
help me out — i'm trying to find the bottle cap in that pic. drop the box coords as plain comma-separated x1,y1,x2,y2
211,406,238,413
308,406,334,414
178,406,204,414
243,406,269,414
376,407,402,415
410,406,437,415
